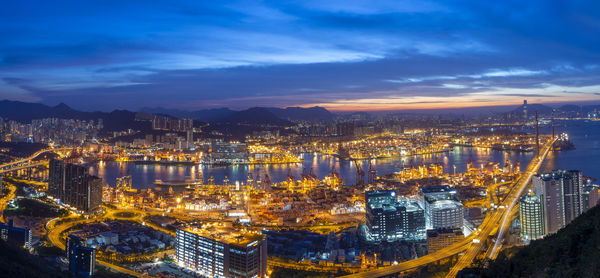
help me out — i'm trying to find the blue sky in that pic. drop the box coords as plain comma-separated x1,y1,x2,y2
1,0,599,111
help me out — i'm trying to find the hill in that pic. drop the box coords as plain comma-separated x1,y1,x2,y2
267,106,334,122
140,107,235,122
510,103,554,116
459,204,600,277
142,106,333,123
0,100,150,132
0,240,66,278
0,240,133,278
220,107,292,126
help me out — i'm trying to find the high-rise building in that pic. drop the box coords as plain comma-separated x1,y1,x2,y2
336,122,355,137
426,228,463,253
66,234,96,278
49,159,65,199
145,134,153,146
0,220,32,250
48,159,103,213
365,190,426,241
175,225,267,278
418,186,464,230
519,194,545,240
532,170,584,234
187,129,194,149
582,184,600,211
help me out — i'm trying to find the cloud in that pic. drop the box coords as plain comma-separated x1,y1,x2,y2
0,0,599,110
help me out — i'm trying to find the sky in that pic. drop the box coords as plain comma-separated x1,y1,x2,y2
1,0,599,111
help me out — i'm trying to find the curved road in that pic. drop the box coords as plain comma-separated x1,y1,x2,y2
46,206,185,278
0,182,16,222
46,205,201,277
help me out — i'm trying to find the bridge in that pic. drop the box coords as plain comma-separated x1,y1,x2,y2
342,137,556,278
0,147,72,174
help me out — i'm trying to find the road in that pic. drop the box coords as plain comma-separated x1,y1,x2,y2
45,205,202,277
342,137,556,278
341,179,515,278
0,147,70,169
0,147,72,175
0,181,16,222
444,137,556,278
47,215,152,278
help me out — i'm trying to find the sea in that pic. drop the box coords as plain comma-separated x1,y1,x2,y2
89,120,599,189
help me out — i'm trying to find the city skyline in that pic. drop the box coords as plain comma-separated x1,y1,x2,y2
1,1,599,111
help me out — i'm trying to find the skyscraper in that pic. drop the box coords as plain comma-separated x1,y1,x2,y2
48,159,65,199
519,194,545,240
48,159,103,213
532,170,585,234
186,129,194,149
582,184,600,211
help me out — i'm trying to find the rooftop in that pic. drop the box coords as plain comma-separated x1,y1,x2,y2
535,169,581,181
430,199,462,210
420,185,454,194
179,222,264,247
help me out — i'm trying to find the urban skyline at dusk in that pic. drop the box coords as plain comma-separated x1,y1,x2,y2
1,1,599,111
1,2,600,278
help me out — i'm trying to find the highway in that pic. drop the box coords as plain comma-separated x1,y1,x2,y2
0,181,16,222
0,147,70,168
444,137,556,277
343,137,556,278
0,147,72,174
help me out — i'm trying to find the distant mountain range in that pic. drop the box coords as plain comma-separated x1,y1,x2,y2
141,105,335,123
2,99,599,132
0,100,334,130
219,107,293,126
0,100,149,132
140,107,236,122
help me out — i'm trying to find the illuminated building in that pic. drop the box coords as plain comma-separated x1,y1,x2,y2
48,159,65,199
49,159,103,213
187,129,194,149
116,175,132,191
66,234,96,278
519,194,545,240
0,220,32,250
582,184,600,211
533,170,584,234
175,225,267,278
426,228,463,253
205,141,248,164
365,190,426,241
336,122,355,136
418,186,464,230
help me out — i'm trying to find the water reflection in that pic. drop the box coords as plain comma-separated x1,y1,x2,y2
90,146,535,189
